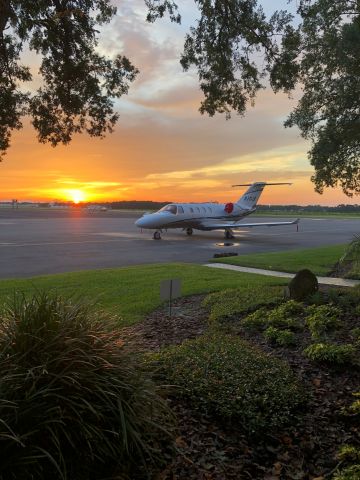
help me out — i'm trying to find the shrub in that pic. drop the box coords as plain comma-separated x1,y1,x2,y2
0,293,173,480
152,334,305,434
264,326,296,346
267,300,304,330
203,286,283,323
333,465,360,480
241,300,304,333
304,343,356,365
308,291,325,306
351,327,360,341
341,393,360,417
241,307,269,331
338,445,360,463
305,305,342,339
275,300,305,317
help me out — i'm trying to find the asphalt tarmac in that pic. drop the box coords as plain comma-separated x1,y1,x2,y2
0,208,359,279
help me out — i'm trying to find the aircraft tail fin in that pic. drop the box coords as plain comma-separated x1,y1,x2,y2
234,182,292,209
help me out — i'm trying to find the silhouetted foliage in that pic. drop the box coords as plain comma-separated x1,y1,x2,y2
1,1,359,195
0,1,137,160
147,1,360,196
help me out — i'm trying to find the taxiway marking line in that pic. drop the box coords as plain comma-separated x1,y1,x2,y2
0,239,136,248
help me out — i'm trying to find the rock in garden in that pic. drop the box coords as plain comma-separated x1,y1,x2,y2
287,269,318,300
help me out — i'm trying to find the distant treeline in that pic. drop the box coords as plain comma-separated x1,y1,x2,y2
256,204,360,213
104,201,170,210
29,201,360,213
106,202,360,213
34,201,170,210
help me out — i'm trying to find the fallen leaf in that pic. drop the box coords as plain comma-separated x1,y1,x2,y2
175,436,187,449
272,462,282,475
282,434,293,445
312,378,321,387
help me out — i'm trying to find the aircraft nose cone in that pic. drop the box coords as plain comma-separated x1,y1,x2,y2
135,213,162,229
135,217,145,228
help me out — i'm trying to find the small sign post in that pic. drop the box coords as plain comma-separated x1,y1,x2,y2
160,279,181,317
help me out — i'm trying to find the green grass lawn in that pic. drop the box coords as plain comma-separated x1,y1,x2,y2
0,264,284,326
212,244,346,276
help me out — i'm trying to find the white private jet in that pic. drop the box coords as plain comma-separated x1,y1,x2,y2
135,182,300,240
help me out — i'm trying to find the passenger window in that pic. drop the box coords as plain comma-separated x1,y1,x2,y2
178,206,184,214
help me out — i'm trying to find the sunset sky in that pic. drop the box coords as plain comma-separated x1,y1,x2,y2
1,0,358,206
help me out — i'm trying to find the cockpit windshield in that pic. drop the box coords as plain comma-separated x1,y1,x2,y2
158,204,177,214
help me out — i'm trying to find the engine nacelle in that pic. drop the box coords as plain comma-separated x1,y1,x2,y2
224,202,234,213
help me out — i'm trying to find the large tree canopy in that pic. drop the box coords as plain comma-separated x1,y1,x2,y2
0,1,138,158
1,1,359,195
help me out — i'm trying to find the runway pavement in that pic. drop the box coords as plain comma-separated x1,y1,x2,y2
0,208,359,279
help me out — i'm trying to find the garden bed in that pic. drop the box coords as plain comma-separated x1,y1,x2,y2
125,289,359,480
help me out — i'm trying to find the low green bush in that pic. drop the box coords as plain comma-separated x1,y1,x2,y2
305,305,342,339
242,300,304,333
333,465,360,480
241,307,269,331
152,334,305,434
342,393,360,417
264,326,296,346
273,300,304,317
338,445,360,463
304,342,356,365
0,293,173,480
203,286,283,323
308,291,326,306
267,301,304,330
351,327,360,341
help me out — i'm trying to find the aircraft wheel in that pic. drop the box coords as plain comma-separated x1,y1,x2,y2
225,230,234,240
186,227,193,236
153,231,161,240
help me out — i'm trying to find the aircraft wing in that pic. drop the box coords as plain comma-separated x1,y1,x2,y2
200,218,300,230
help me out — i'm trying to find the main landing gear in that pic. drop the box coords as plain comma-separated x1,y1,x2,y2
224,229,235,240
153,230,162,240
186,227,193,236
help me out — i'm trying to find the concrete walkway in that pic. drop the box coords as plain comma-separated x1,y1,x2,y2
204,263,360,288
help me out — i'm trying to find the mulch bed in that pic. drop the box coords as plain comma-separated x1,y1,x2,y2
121,295,208,351
124,295,360,480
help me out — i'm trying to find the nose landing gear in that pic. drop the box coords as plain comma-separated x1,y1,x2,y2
186,227,193,236
153,230,162,240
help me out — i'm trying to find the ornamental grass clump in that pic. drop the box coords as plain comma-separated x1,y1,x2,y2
339,235,360,279
0,293,173,480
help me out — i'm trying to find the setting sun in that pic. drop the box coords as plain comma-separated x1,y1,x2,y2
68,189,86,204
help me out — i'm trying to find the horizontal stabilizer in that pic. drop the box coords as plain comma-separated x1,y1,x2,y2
232,182,292,187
